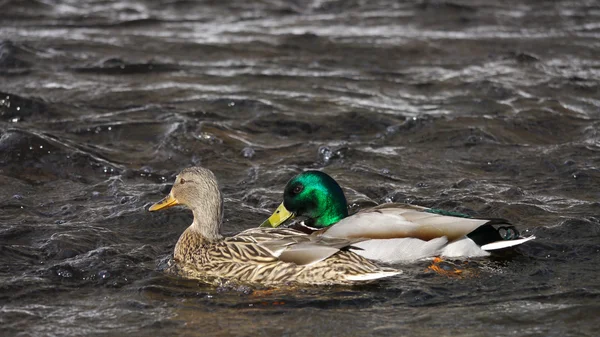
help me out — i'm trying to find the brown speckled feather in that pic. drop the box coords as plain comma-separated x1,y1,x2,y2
173,227,399,286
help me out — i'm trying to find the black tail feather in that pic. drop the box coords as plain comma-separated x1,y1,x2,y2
467,222,521,246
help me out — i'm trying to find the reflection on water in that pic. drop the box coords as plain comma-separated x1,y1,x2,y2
1,0,600,336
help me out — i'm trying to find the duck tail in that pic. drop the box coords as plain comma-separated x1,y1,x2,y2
345,268,402,281
467,220,520,243
467,220,535,251
480,236,536,251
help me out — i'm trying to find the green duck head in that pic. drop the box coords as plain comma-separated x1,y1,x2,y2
260,170,348,229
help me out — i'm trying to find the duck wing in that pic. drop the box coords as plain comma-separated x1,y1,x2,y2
322,203,488,242
229,227,364,266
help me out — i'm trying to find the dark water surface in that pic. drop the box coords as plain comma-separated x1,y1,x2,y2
1,0,600,336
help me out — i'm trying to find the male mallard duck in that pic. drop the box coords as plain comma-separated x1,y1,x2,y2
148,167,400,286
260,171,535,264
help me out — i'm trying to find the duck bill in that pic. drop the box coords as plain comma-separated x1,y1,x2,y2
260,202,295,228
149,193,179,211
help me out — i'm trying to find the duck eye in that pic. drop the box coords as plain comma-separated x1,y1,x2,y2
180,178,186,185
292,185,303,195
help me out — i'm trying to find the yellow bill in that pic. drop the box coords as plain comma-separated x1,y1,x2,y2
259,202,295,227
149,193,179,211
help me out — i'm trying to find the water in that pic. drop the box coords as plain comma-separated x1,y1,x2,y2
1,0,600,336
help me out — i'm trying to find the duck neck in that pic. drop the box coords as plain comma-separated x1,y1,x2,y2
190,202,223,242
174,212,223,262
303,191,348,228
179,183,224,242
304,183,348,228
313,198,347,228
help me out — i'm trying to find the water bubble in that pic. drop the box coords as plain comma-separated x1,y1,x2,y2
97,270,111,279
140,166,153,177
228,101,236,107
57,268,73,278
16,106,20,111
196,132,222,144
318,146,332,163
241,147,255,158
198,133,209,140
318,146,346,164
108,126,112,131
237,285,253,294
10,117,19,123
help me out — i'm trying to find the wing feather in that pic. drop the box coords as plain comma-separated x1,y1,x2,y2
324,206,487,241
230,227,364,266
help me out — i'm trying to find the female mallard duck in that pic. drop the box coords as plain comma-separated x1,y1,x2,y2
260,171,535,264
148,167,400,286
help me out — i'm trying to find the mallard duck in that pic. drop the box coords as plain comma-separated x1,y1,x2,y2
148,167,400,286
260,171,535,264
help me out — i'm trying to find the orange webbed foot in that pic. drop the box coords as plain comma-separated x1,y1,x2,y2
426,257,471,278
